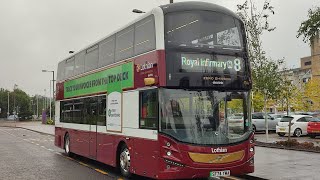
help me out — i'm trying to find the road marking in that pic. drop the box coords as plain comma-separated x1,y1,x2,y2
36,144,40,146
95,168,108,175
55,152,62,155
47,148,54,152
78,162,90,167
223,176,241,180
41,146,46,148
65,156,74,161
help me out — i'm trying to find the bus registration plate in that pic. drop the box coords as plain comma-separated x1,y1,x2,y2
210,170,230,177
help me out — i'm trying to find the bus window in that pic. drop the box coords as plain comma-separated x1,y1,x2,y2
99,36,115,67
116,26,134,61
85,45,99,72
134,15,156,56
139,89,158,129
65,57,75,79
74,51,85,76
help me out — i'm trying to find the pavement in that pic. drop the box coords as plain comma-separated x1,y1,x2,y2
0,120,54,135
254,132,320,146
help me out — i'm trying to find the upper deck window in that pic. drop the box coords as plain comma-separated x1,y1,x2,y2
116,26,134,61
134,15,156,55
165,11,244,50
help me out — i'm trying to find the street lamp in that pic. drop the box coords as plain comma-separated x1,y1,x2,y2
42,70,55,121
132,9,146,13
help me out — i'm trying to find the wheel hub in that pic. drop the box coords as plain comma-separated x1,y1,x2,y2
120,149,130,173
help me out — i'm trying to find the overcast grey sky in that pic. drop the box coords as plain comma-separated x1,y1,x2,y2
0,0,318,96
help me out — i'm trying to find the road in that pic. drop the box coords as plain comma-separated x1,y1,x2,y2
3,125,319,180
0,127,247,180
0,127,122,180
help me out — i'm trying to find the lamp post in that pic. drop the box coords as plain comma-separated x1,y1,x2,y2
7,92,9,118
42,70,55,121
132,9,146,13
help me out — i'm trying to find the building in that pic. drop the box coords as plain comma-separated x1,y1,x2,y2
301,32,320,79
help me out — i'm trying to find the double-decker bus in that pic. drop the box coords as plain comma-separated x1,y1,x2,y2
55,1,254,179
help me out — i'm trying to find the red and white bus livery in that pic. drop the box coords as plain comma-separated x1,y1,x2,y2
55,2,254,179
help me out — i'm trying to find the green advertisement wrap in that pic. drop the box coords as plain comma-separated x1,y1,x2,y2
64,62,133,98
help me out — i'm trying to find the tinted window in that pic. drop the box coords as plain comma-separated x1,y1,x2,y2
85,97,98,125
99,36,115,67
74,51,85,76
140,89,158,129
73,99,84,124
60,100,73,123
297,117,307,122
60,95,106,125
116,26,134,61
85,45,99,72
252,113,263,119
135,15,156,55
65,57,75,78
97,96,107,126
280,116,294,122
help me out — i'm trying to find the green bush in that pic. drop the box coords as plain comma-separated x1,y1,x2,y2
46,119,55,125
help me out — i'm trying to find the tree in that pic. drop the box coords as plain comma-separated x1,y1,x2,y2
304,78,320,111
297,7,320,43
0,88,10,118
237,0,282,142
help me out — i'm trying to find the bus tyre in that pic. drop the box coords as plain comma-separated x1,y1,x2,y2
64,134,71,156
293,128,302,137
119,145,131,178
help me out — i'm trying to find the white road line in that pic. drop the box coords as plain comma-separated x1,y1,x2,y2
36,144,40,146
47,149,54,152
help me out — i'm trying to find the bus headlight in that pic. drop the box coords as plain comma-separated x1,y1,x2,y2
167,151,172,156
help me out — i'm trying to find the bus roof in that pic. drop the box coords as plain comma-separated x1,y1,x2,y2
160,1,240,20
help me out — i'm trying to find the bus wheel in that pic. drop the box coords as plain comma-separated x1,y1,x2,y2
119,145,131,178
64,134,71,156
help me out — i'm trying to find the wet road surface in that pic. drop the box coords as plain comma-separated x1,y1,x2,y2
0,127,121,180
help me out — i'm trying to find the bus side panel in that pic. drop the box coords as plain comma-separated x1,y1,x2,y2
55,126,64,148
131,138,159,178
96,131,117,167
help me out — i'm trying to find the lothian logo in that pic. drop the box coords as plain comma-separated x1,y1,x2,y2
211,147,227,153
136,62,154,72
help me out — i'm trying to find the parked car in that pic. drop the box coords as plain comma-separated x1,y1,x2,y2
251,112,279,132
276,115,312,137
228,114,244,133
7,115,19,120
307,117,320,138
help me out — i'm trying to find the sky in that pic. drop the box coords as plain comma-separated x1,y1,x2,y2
0,0,318,96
